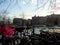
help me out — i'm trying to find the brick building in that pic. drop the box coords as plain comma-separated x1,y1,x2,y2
46,14,60,26
32,16,47,26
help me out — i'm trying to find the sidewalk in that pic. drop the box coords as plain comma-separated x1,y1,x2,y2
0,43,2,45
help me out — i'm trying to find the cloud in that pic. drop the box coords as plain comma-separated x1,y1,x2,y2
56,0,60,8
22,1,26,5
31,0,37,5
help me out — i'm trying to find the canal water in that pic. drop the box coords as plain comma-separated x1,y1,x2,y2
26,26,60,35
27,27,49,35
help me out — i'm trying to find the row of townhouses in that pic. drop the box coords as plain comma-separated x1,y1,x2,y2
13,14,60,26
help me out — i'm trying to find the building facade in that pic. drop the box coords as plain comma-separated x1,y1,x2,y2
32,16,47,26
46,14,60,26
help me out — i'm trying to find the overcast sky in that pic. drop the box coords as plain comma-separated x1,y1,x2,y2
0,0,60,19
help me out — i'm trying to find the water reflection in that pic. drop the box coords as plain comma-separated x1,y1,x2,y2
27,26,60,35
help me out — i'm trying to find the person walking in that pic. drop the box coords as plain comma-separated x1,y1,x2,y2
0,21,14,45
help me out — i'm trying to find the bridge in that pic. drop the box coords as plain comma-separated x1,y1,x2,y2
9,25,32,32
